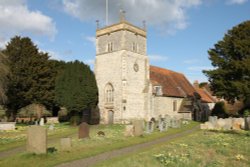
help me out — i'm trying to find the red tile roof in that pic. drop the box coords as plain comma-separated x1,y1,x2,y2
194,87,217,103
150,66,196,97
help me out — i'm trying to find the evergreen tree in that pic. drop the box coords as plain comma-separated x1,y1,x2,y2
55,60,98,123
3,36,56,117
0,51,9,104
203,21,250,104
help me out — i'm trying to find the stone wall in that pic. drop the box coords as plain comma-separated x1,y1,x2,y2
151,96,183,119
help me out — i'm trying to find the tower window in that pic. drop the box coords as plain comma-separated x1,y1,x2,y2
107,42,113,52
105,83,114,103
132,42,137,52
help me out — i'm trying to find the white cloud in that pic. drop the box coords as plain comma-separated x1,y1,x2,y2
148,54,168,62
0,36,8,49
86,36,96,47
62,0,202,34
187,66,213,71
226,0,248,5
84,59,95,66
0,0,57,45
183,59,200,64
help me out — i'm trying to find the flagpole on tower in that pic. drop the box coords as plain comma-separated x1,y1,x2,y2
106,0,109,26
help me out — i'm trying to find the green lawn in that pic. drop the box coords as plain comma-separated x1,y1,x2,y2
95,130,250,167
0,121,199,167
0,123,77,151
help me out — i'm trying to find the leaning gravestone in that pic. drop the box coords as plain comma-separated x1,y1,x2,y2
78,122,89,139
60,138,71,151
27,125,47,154
133,120,144,136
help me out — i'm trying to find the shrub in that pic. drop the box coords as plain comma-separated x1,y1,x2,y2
211,101,228,118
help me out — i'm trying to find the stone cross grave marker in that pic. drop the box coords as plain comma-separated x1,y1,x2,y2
78,122,89,139
27,125,47,154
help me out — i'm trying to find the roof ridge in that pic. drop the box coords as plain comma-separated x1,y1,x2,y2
150,65,184,76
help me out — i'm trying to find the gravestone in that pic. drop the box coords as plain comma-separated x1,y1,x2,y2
145,121,151,134
124,125,134,137
27,125,47,154
133,120,144,136
200,123,207,129
49,124,54,131
60,138,71,151
0,122,16,131
223,118,233,130
245,116,250,130
39,118,44,126
162,118,168,131
165,116,171,128
149,121,154,133
78,122,89,139
205,122,214,130
209,116,218,127
171,117,181,128
158,121,163,132
232,118,244,130
46,117,59,124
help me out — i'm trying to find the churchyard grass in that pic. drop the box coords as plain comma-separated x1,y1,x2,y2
94,130,250,167
0,123,77,151
0,121,198,167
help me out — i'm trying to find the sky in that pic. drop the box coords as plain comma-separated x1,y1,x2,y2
0,0,249,83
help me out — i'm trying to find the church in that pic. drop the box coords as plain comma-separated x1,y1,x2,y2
94,16,205,124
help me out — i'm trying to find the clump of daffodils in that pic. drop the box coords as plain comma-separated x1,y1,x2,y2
235,154,244,161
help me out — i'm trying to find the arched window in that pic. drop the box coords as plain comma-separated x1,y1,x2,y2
105,83,114,103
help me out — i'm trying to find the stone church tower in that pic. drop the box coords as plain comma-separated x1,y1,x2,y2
94,17,152,124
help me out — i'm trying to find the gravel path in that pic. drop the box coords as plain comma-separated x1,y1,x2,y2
56,126,200,167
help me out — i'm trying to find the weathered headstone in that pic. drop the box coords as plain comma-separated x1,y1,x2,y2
223,118,233,130
124,125,134,137
46,117,59,124
78,122,89,139
60,138,71,151
171,117,181,128
133,120,144,136
158,121,164,132
149,121,154,133
49,124,54,131
232,118,244,130
0,122,16,131
165,116,171,128
145,121,151,134
27,125,47,154
245,116,250,130
200,123,207,130
209,116,218,127
39,118,44,126
205,122,214,130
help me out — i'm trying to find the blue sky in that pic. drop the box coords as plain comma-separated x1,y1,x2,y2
0,0,249,83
